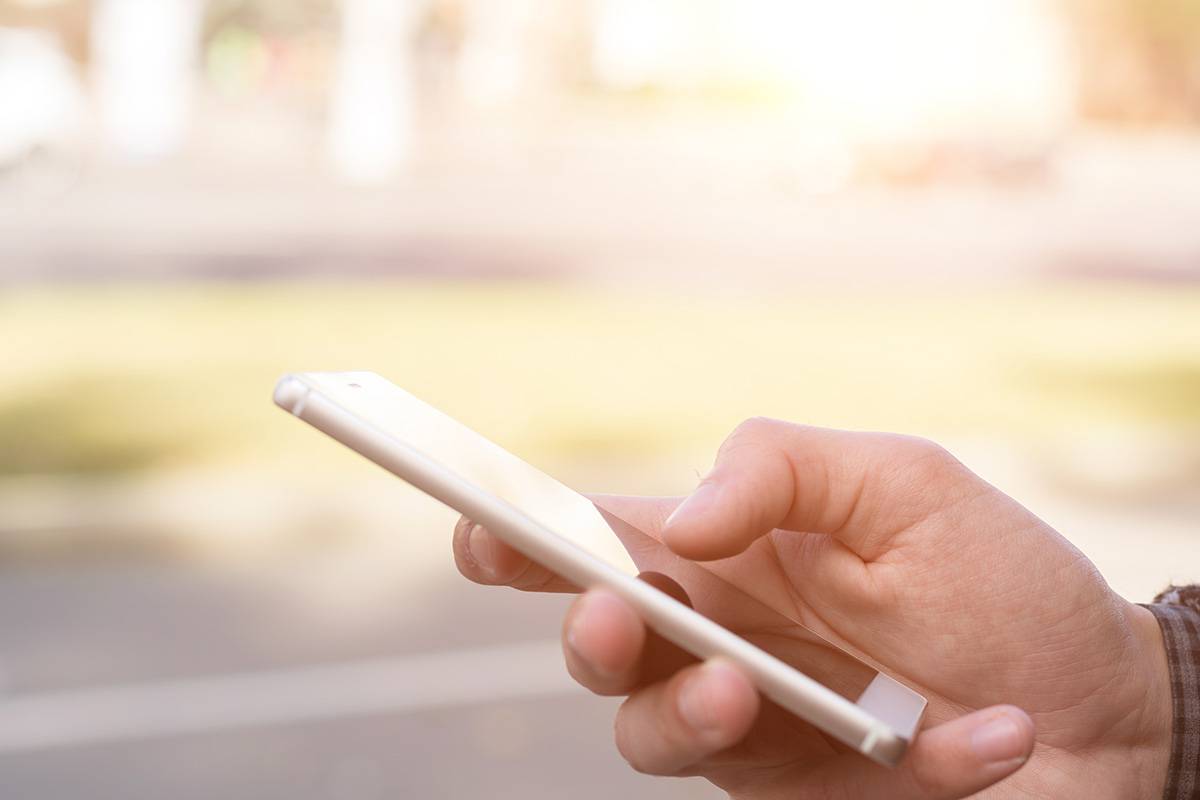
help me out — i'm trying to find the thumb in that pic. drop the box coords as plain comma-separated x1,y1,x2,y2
802,705,1035,799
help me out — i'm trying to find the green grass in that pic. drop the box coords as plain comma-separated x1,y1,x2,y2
1,280,1198,478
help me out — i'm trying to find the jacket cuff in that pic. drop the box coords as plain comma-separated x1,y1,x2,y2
1146,590,1200,800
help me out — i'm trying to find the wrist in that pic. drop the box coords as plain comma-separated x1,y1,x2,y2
1126,602,1173,800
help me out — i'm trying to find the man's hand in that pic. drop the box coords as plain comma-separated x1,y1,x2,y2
451,420,1172,798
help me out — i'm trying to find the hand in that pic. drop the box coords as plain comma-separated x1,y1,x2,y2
452,419,1172,798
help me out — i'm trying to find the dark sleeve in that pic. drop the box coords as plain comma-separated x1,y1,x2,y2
1146,586,1200,800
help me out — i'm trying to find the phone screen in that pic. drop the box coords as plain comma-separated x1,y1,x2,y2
296,371,641,575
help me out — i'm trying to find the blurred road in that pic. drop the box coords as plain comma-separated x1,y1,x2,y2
0,557,721,799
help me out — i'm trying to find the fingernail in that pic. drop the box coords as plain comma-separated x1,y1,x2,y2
678,662,727,732
665,483,719,529
970,714,1027,764
464,523,496,579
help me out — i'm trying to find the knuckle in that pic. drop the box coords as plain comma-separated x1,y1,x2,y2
896,434,954,467
718,417,797,467
872,434,963,489
728,416,788,446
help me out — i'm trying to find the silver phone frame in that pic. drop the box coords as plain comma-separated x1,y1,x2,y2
274,371,925,766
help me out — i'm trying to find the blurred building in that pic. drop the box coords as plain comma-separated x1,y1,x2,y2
4,0,1197,184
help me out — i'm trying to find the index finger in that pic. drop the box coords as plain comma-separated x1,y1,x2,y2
660,419,976,562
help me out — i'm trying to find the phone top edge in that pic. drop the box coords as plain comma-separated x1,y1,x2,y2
275,371,384,416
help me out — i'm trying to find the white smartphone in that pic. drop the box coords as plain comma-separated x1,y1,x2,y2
274,371,925,766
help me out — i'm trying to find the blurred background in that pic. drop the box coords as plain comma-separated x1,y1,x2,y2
1,0,1199,796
